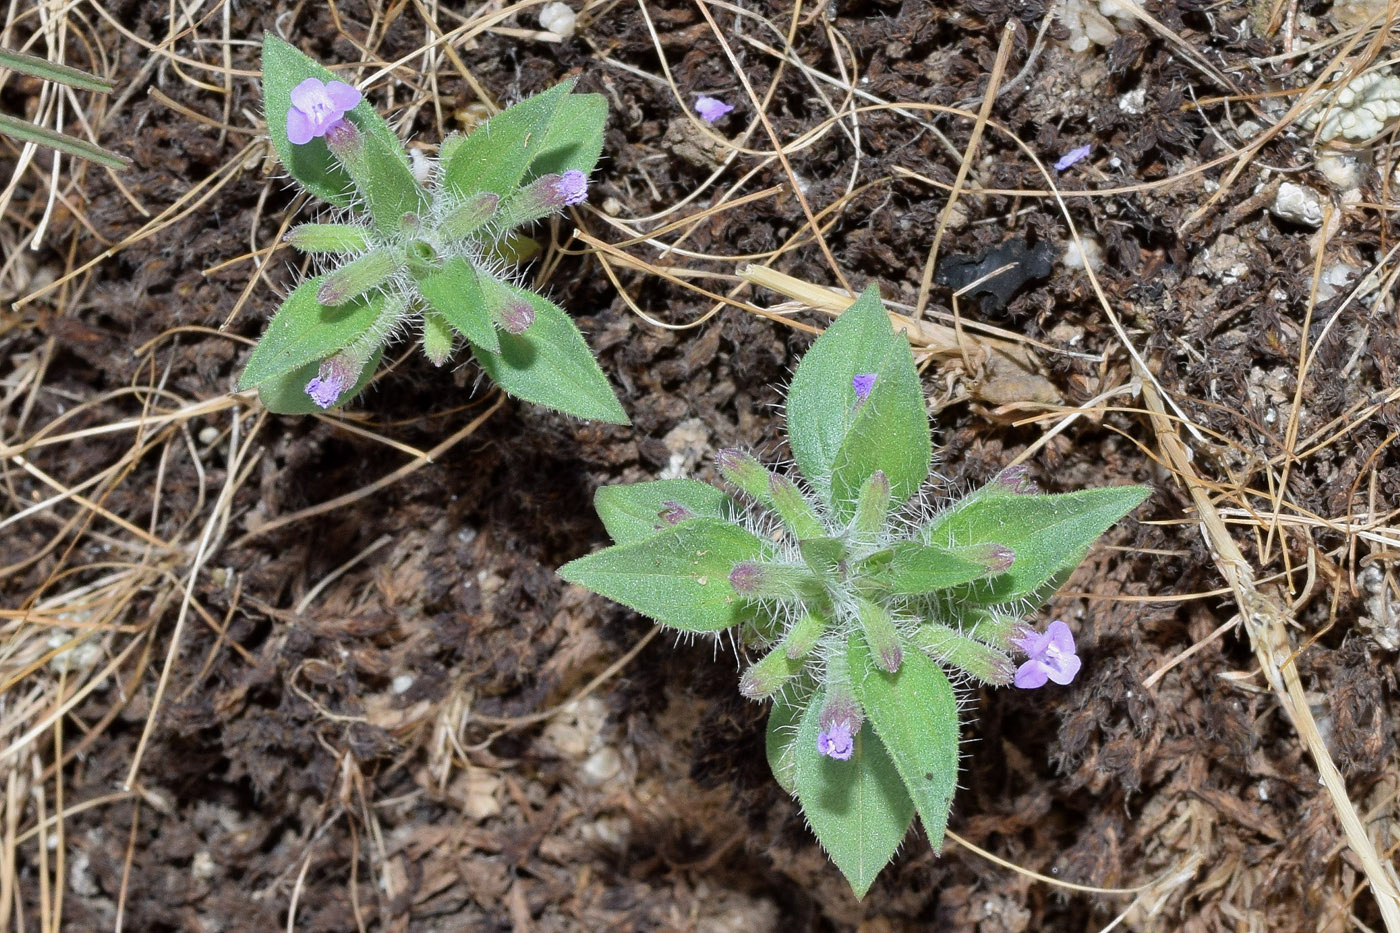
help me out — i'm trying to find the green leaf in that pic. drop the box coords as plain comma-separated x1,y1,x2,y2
885,541,1003,595
237,277,386,389
924,485,1150,605
352,128,429,234
766,693,805,796
527,93,608,178
793,683,913,898
415,257,499,354
254,348,383,414
594,479,735,545
786,286,931,516
261,34,407,208
848,634,959,854
557,518,766,632
440,80,573,201
470,285,627,424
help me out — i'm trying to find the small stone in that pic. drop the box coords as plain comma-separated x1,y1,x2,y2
1270,182,1325,227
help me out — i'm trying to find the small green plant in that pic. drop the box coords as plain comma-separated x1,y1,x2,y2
559,286,1149,896
237,36,626,421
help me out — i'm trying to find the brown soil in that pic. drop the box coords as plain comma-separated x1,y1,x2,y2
4,0,1400,930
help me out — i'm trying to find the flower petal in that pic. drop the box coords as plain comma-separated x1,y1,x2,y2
1045,620,1076,654
1014,659,1049,689
325,80,362,110
286,108,315,145
1047,653,1081,685
289,77,327,112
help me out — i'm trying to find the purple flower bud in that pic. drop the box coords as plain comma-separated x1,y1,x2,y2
1053,144,1092,172
1011,620,1081,689
996,465,1039,495
322,117,362,155
657,501,693,526
852,373,877,402
286,77,362,146
982,544,1015,572
304,354,358,409
495,299,535,335
695,95,734,123
728,561,763,594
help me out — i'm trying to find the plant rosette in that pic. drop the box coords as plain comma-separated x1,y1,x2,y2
559,286,1149,897
237,36,627,423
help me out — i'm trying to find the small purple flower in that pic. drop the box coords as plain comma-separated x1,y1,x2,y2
852,373,877,402
286,77,362,146
304,355,357,409
1011,620,1081,689
816,692,862,761
1053,144,1092,172
543,170,589,207
817,720,854,761
695,95,734,123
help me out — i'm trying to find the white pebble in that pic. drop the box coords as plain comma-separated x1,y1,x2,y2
538,2,576,37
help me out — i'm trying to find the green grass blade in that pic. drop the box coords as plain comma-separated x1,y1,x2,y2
0,47,115,93
0,113,128,169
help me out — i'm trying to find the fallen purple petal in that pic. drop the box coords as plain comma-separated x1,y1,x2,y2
695,95,734,123
286,77,362,145
1054,144,1092,172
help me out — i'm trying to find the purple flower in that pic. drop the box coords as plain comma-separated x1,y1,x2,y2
286,77,362,145
304,355,357,409
1011,620,1081,689
816,693,862,761
695,95,734,123
852,373,877,402
1053,144,1092,172
542,170,589,207
817,720,854,760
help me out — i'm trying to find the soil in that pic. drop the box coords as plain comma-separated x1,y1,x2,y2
4,0,1400,930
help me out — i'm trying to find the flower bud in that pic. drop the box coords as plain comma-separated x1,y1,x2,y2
915,622,1015,686
284,223,370,254
316,249,400,306
851,470,891,538
738,643,803,700
993,464,1038,495
440,192,500,241
727,561,818,600
657,500,694,526
422,311,454,366
769,474,825,540
715,449,773,505
477,271,535,335
855,597,903,673
782,608,827,659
